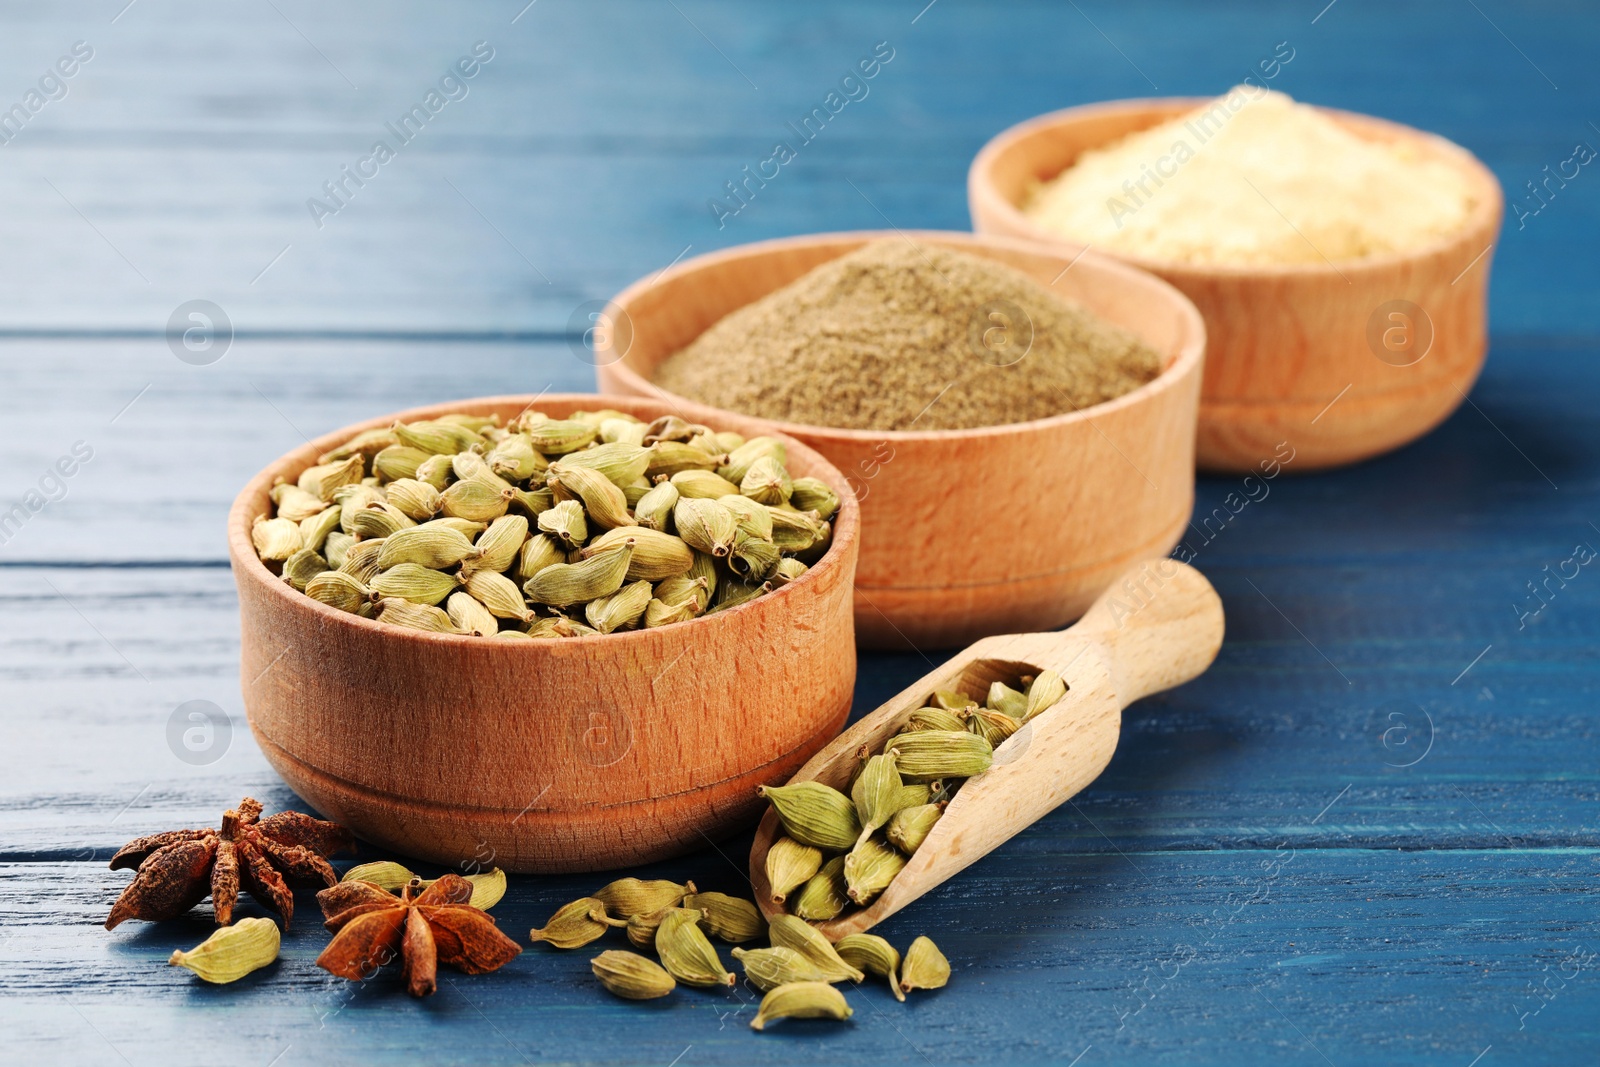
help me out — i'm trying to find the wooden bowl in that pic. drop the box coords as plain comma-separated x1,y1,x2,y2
969,98,1504,472
594,231,1205,650
226,394,860,874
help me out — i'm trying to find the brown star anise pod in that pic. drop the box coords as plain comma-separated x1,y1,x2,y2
105,797,353,929
315,874,522,997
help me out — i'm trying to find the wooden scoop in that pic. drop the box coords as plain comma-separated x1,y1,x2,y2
748,559,1225,937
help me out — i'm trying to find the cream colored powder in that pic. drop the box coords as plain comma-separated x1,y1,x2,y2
1021,87,1476,267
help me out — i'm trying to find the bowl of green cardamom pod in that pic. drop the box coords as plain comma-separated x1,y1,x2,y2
227,394,860,873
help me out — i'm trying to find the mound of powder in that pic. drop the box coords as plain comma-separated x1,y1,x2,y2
1022,87,1477,267
651,239,1163,432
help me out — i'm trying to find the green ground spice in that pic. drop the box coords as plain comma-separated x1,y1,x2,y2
652,239,1164,432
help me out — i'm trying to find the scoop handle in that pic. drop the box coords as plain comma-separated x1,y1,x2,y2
1062,559,1225,705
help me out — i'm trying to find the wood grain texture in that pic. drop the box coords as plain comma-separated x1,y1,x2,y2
750,560,1226,935
969,98,1506,472
1,0,1599,1063
598,231,1204,648
231,395,859,873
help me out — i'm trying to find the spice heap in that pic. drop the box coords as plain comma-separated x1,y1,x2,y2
762,670,1066,923
531,875,951,1030
1022,87,1477,266
251,409,838,635
650,239,1162,431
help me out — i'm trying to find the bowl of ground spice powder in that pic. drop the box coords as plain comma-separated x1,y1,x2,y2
595,231,1205,649
969,87,1504,473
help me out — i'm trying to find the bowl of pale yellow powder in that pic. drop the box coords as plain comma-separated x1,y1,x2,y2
969,87,1504,473
596,231,1207,650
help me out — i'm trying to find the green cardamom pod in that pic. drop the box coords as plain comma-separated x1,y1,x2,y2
767,914,863,983
529,897,623,949
655,574,711,613
437,412,500,432
750,981,853,1031
899,935,950,994
729,532,781,582
371,562,460,606
673,497,738,558
886,730,994,782
372,444,431,483
382,478,442,521
765,836,823,905
522,544,633,607
377,525,478,570
709,578,772,614
632,481,680,531
591,949,676,1000
509,485,555,519
375,598,457,633
319,426,397,464
536,499,588,548
297,454,366,502
624,906,671,950
643,593,700,628
766,507,828,552
655,908,735,988
792,856,848,922
339,860,415,889
519,417,598,454
464,570,533,622
548,461,632,529
739,456,792,506
557,441,651,487
1023,669,1067,721
788,477,840,520
349,502,415,541
592,877,693,916
835,933,904,1002
338,539,386,585
759,781,861,851
599,417,648,447
461,515,529,577
486,433,546,482
583,526,693,581
412,452,455,490
270,482,326,524
392,419,484,455
718,493,775,540
886,803,943,855
168,916,280,984
299,506,344,554
645,440,723,478
322,531,355,570
732,946,826,992
683,892,764,944
440,477,513,523
446,590,500,636
517,534,567,583
251,516,303,561
850,751,904,843
718,436,787,485
585,579,653,633
930,689,976,712
844,837,906,906
986,680,1028,719
670,468,741,500
334,484,386,531
304,570,369,613
903,707,967,733
963,706,1022,747
770,558,809,586
280,547,329,592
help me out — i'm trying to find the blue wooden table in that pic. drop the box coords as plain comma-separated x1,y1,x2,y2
1,2,1596,1064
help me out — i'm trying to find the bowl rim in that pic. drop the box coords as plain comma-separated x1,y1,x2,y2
600,228,1206,444
227,392,861,648
967,95,1506,281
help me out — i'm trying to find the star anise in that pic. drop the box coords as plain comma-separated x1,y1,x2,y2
316,875,522,997
105,797,353,929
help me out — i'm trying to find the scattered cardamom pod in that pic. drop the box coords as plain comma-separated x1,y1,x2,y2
732,946,827,992
835,933,904,1002
591,949,676,1000
899,936,950,994
168,916,280,984
767,915,863,983
341,860,416,890
765,836,823,904
624,906,672,950
529,897,622,949
592,877,693,917
750,981,853,1031
655,908,735,988
759,781,862,851
683,891,763,943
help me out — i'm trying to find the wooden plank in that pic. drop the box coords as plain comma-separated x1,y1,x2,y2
0,2,1593,332
2,848,1594,1064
